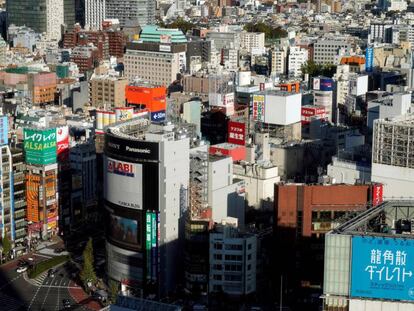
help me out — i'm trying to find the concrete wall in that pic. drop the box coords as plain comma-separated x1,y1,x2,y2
371,163,414,198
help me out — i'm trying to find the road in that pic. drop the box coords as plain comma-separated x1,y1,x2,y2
0,253,91,311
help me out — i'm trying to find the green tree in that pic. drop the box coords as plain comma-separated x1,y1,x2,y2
159,17,195,35
109,279,119,303
80,238,97,290
301,61,337,78
243,22,287,40
1,235,12,261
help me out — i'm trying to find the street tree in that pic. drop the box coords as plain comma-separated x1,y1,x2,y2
80,238,97,290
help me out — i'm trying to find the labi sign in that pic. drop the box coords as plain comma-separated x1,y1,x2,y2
24,128,57,165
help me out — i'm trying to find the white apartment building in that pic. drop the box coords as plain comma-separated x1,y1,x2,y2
46,0,64,41
85,0,106,30
240,32,265,54
271,46,288,76
209,218,257,296
288,46,308,78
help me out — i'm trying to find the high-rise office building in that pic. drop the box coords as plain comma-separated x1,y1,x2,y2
85,0,106,30
64,0,76,29
103,118,189,298
105,0,155,28
7,0,64,41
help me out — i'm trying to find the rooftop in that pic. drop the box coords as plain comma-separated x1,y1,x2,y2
138,25,187,44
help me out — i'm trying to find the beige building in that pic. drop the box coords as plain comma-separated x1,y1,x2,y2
124,42,186,86
240,31,265,53
89,71,129,108
271,46,288,76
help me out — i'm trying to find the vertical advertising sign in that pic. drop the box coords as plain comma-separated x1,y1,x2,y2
0,116,8,146
146,212,152,281
228,121,246,145
365,47,373,72
252,95,265,122
313,78,320,90
351,236,414,301
372,184,384,207
56,126,70,169
24,128,57,165
146,211,158,281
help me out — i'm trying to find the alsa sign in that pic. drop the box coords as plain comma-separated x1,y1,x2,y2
107,160,135,177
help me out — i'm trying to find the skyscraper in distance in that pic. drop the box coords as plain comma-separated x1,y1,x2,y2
105,0,155,28
7,0,64,41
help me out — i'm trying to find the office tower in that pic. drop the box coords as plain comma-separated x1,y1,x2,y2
105,0,155,28
7,0,63,40
85,0,106,30
104,118,189,298
64,0,76,28
70,139,97,228
75,0,86,27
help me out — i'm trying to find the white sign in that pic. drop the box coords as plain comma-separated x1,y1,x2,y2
159,45,171,52
104,156,143,209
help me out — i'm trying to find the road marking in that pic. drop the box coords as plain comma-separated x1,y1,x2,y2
40,274,58,309
27,283,42,310
55,277,65,310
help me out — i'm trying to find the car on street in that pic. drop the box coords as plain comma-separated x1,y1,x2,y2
62,299,71,308
17,260,28,267
27,257,34,262
47,269,55,278
54,247,65,254
16,266,27,273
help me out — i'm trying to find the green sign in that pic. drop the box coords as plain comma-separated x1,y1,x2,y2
146,212,152,280
24,128,57,165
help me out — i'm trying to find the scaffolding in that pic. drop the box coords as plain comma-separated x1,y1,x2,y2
373,115,414,169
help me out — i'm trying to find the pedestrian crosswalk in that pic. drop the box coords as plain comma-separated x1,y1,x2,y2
0,292,26,310
30,272,47,287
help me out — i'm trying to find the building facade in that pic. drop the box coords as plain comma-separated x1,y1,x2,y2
85,0,106,30
104,119,189,298
105,0,155,28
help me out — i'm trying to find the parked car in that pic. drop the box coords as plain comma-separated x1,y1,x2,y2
54,248,65,254
16,266,28,273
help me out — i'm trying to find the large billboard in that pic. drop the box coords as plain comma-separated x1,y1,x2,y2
110,215,139,245
105,134,159,161
0,116,8,146
351,236,414,301
24,128,57,165
228,121,246,145
104,156,143,209
252,94,265,122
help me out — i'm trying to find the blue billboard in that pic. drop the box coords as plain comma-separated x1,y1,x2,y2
0,116,8,146
366,47,373,72
319,78,334,91
151,110,166,122
351,235,414,301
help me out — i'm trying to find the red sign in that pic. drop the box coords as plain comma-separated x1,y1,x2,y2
228,121,246,145
372,184,383,207
107,159,135,177
56,126,69,155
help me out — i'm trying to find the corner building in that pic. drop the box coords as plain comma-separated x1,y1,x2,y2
103,119,189,298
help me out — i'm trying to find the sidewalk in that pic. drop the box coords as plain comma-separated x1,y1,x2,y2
68,281,103,311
